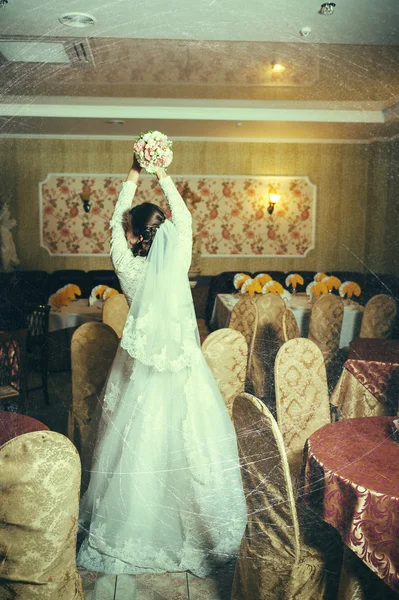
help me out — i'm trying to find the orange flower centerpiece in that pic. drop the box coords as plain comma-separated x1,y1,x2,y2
262,280,285,295
339,281,361,299
322,275,342,293
89,285,119,306
241,278,263,297
254,273,272,287
306,280,328,300
314,272,328,282
48,284,82,310
285,273,304,292
233,273,251,292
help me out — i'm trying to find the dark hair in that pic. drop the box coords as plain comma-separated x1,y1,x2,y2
128,202,166,257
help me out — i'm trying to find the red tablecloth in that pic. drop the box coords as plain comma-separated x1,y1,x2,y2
0,411,48,447
303,417,399,592
345,338,399,408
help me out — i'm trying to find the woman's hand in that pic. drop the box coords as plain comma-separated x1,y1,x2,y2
156,168,167,180
132,154,142,174
126,153,142,184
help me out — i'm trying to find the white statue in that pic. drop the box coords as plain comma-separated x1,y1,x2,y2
0,203,20,271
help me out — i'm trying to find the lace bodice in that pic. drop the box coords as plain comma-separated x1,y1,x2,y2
110,176,192,306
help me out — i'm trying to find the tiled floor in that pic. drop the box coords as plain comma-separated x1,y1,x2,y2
80,566,235,600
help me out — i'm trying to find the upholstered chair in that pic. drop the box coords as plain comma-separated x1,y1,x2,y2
246,294,286,409
282,308,300,342
231,393,327,600
102,293,129,338
308,294,344,364
0,429,84,599
202,328,247,418
228,296,258,382
275,338,330,489
68,322,119,454
359,294,397,339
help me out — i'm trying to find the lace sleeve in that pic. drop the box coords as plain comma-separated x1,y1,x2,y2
158,176,192,272
109,180,137,273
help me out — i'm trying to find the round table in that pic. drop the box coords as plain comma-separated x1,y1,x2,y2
303,416,399,592
49,298,103,332
0,411,49,447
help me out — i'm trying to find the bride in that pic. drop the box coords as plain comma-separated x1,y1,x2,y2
77,153,247,577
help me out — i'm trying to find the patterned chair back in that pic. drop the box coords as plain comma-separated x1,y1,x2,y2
103,293,129,338
228,296,258,358
69,322,119,453
26,304,50,344
202,328,247,417
0,431,84,600
308,294,344,364
282,308,300,342
231,393,327,600
247,294,286,405
360,294,397,339
275,338,330,488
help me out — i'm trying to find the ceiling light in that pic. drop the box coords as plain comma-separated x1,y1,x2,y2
271,62,285,73
319,3,336,15
59,13,96,28
107,120,125,125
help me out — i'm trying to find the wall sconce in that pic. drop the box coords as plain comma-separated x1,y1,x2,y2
267,186,281,215
271,62,285,73
79,191,92,213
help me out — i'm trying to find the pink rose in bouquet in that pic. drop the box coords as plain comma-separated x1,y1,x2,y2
133,130,173,174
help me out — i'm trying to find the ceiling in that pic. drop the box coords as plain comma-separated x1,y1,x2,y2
0,0,398,141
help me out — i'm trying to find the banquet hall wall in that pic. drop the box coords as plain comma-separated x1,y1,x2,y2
1,137,397,276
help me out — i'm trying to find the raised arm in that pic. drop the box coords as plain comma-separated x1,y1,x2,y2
109,161,140,273
156,169,193,272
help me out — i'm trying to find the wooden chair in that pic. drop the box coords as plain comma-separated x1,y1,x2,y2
102,293,129,338
68,322,119,454
275,338,330,489
231,392,328,600
25,304,51,405
360,294,397,339
0,329,27,412
0,427,84,599
202,328,247,418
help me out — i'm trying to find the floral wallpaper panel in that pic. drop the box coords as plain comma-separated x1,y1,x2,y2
39,174,316,257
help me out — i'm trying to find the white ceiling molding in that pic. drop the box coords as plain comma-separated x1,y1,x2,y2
0,97,384,124
0,133,373,144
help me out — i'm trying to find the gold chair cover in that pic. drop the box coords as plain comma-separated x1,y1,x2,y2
247,294,285,406
231,393,327,600
102,293,129,338
68,322,119,454
0,431,84,600
359,294,397,339
275,338,330,489
228,296,258,355
202,328,247,417
282,308,300,342
308,295,344,365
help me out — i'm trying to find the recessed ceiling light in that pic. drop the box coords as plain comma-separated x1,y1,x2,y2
271,62,285,73
107,120,125,125
59,13,96,28
236,122,242,127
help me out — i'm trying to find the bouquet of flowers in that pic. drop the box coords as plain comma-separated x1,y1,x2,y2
133,130,173,174
233,273,251,290
339,281,361,299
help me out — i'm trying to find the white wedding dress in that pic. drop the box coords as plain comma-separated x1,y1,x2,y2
77,176,247,577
